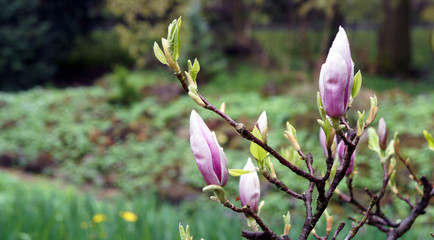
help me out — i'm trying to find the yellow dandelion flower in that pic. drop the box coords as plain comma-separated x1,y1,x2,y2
120,211,138,222
80,222,88,229
92,214,107,223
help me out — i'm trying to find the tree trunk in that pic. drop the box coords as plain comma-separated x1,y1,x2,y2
377,0,411,75
205,0,269,66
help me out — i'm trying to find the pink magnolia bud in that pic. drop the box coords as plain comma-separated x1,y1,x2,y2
337,141,355,176
319,26,354,118
319,128,337,157
239,158,260,213
256,111,267,134
190,110,228,186
319,128,328,157
256,111,268,141
377,118,388,150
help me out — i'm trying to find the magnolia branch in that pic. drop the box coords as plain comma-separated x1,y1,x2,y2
262,171,303,199
173,71,321,183
345,195,378,240
331,221,346,240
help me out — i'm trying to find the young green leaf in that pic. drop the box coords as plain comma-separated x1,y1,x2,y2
250,126,268,161
228,169,253,177
385,140,395,158
423,130,434,151
188,58,200,81
167,17,182,61
356,110,365,137
153,42,168,65
368,127,380,154
351,70,362,99
317,91,326,120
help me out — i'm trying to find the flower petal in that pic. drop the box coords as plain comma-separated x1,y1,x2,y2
239,158,260,213
190,132,220,185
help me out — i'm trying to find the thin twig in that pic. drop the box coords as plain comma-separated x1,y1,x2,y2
192,88,320,182
386,177,433,240
394,140,422,185
262,171,303,199
345,195,378,240
173,69,320,182
395,192,415,209
340,117,352,131
241,205,284,240
331,221,346,240
311,231,321,240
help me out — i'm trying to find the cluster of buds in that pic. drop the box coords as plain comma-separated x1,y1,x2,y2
154,17,433,240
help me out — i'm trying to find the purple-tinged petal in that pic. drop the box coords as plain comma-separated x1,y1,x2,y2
319,26,354,118
378,118,388,150
219,147,228,186
320,52,349,118
319,128,328,157
209,131,223,182
189,110,228,186
239,158,260,213
190,132,220,185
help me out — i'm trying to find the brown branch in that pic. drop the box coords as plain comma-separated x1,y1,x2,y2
311,231,322,240
221,199,244,213
394,140,422,185
345,195,378,240
331,221,346,240
262,171,303,200
174,71,189,93
340,116,352,131
396,192,415,209
240,205,285,240
386,176,433,240
174,70,321,182
300,154,316,239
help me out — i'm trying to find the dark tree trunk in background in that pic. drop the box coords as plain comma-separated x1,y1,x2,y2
204,0,269,66
325,3,345,52
377,0,411,75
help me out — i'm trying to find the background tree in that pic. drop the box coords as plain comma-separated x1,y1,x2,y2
0,0,101,90
105,0,188,68
377,0,412,75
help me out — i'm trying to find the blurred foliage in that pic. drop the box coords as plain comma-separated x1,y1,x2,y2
0,0,54,90
105,0,189,68
0,170,242,240
254,27,434,80
63,30,134,69
108,66,144,105
0,0,101,91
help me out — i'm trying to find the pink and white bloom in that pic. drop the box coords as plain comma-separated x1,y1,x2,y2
239,158,260,213
377,118,388,151
319,26,354,118
337,140,355,176
190,110,228,186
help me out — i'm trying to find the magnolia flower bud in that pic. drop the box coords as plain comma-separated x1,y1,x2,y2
337,141,355,176
319,128,327,157
319,26,354,118
190,110,228,186
256,111,268,143
378,117,388,151
239,158,260,213
319,127,337,157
